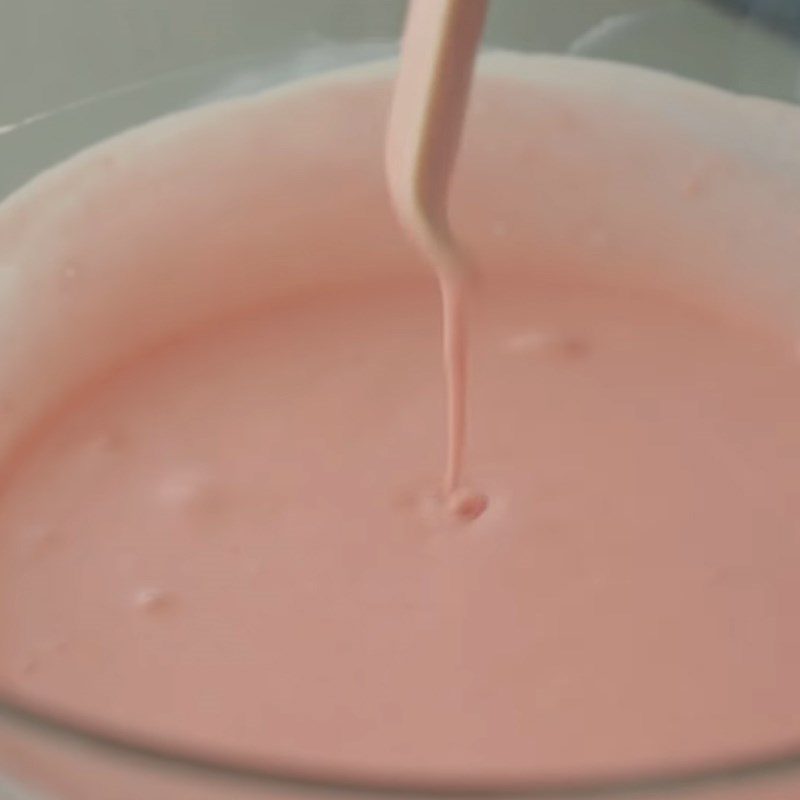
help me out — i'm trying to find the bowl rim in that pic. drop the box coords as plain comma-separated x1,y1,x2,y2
2,688,800,799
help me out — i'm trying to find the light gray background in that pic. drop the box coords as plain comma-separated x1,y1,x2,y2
2,0,800,198
3,1,800,123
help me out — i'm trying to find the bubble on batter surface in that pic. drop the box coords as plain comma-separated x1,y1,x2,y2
504,330,590,359
133,587,176,614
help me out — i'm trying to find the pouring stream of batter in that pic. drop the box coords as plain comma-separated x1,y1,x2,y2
387,0,488,503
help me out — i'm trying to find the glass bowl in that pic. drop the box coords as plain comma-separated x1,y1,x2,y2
1,2,800,798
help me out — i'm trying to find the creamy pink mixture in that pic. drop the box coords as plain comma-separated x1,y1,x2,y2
1,279,800,781
1,51,800,796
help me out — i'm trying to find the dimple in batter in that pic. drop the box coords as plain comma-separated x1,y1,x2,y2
1,279,800,780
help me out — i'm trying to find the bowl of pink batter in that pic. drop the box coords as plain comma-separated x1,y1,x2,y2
2,19,800,800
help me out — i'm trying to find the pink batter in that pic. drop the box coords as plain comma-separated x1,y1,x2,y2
2,51,800,796
1,278,800,782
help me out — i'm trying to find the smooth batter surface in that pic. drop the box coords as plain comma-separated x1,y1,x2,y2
1,279,800,781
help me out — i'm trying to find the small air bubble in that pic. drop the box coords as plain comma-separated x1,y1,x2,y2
158,469,225,516
447,489,489,522
505,331,590,359
133,587,175,614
